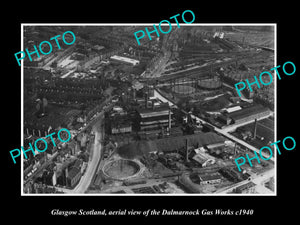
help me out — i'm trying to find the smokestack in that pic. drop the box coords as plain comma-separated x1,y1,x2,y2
145,93,148,109
168,109,172,129
65,167,69,182
253,119,257,139
185,139,189,162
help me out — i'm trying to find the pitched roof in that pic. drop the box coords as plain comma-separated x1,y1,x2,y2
67,167,81,179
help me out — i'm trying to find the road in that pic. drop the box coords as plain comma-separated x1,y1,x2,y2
47,97,115,194
72,116,103,193
215,168,274,194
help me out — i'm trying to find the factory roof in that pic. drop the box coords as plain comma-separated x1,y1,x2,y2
206,142,226,149
228,104,270,121
72,159,82,169
110,55,139,65
192,154,215,165
235,181,256,191
199,172,222,182
137,105,170,113
67,167,81,179
137,105,171,118
224,106,242,113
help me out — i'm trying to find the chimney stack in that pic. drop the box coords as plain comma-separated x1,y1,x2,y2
168,109,172,129
185,139,189,162
145,93,148,109
253,119,257,139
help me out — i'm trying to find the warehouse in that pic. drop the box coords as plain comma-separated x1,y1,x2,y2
228,104,271,125
192,147,216,167
190,172,222,185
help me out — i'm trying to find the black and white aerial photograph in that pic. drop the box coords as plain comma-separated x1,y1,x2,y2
22,24,275,195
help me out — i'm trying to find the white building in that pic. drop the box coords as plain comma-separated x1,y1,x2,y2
110,55,139,66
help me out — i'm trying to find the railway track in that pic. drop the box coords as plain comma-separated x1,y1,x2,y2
154,51,262,82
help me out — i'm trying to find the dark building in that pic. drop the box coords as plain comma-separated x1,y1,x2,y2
110,115,132,134
217,114,232,125
233,181,256,193
137,105,174,131
66,159,82,188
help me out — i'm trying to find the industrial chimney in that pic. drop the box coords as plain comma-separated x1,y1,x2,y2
253,119,257,139
168,109,172,129
145,93,148,109
185,139,189,162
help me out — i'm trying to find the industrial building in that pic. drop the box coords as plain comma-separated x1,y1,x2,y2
66,159,83,188
110,55,140,66
110,115,132,134
190,172,222,185
192,147,216,167
226,104,271,125
233,181,256,193
137,105,174,131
